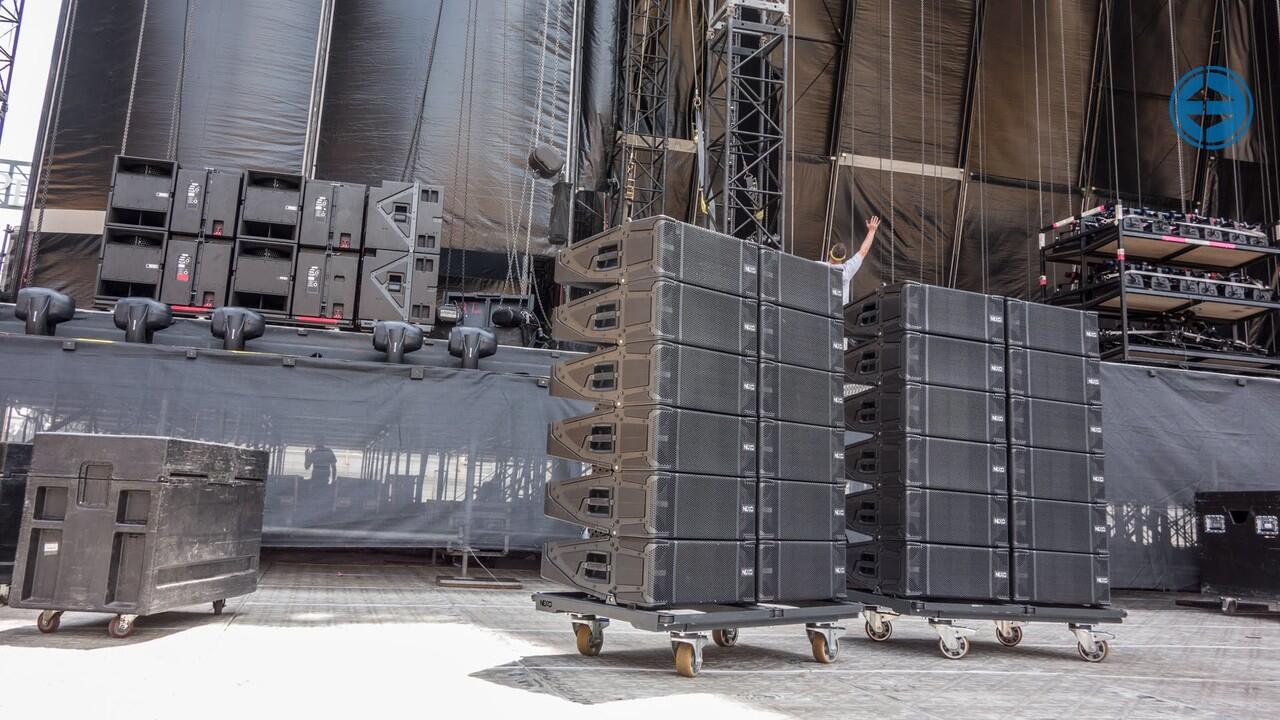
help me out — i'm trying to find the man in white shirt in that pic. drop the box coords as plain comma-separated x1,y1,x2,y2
830,216,881,304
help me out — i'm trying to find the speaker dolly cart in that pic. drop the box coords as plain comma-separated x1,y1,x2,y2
533,591,864,678
845,590,1126,662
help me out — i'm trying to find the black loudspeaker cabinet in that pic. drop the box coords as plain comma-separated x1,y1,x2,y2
107,155,176,230
170,167,241,238
757,480,843,541
159,236,233,309
846,488,1010,547
552,278,760,357
364,181,445,253
846,433,1009,496
230,239,297,316
300,179,367,250
0,443,32,587
544,471,758,539
291,248,359,323
550,341,757,417
846,332,1006,392
757,541,847,602
1007,347,1102,405
759,420,844,484
759,247,843,318
1012,550,1111,606
1012,498,1109,554
845,381,1007,444
541,536,757,607
759,303,844,373
1195,491,1280,601
96,227,168,301
1010,447,1106,503
239,169,303,242
548,406,757,477
759,363,843,427
846,540,1011,602
1006,299,1101,358
846,282,1006,343
356,249,439,327
1009,396,1104,454
555,215,760,299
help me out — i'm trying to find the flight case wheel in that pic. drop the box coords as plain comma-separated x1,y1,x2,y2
108,614,136,639
996,625,1023,647
574,623,603,656
1077,639,1109,663
212,599,227,615
36,610,62,634
939,635,970,660
674,642,702,678
811,633,839,664
712,628,738,648
865,619,893,642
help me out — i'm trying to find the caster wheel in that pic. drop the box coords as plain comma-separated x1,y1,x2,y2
108,615,136,639
1077,639,1109,663
212,599,227,616
673,642,701,678
865,619,893,642
712,628,738,648
574,624,603,657
811,633,839,664
36,610,61,634
939,636,970,660
996,626,1023,647
0,586,9,607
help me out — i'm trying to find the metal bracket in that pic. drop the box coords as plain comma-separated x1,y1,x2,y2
570,613,609,640
1069,623,1113,653
929,618,977,652
804,621,842,647
994,620,1025,636
862,607,897,634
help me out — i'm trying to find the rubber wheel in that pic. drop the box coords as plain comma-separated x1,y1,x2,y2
36,611,61,634
712,628,738,648
939,636,970,660
865,619,893,642
0,587,9,607
212,599,226,616
574,624,603,657
108,616,136,639
811,633,839,664
996,626,1023,647
1077,639,1109,663
674,642,701,678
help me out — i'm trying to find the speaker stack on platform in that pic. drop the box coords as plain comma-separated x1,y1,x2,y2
230,169,304,318
293,180,366,326
541,217,846,607
357,181,444,328
96,156,179,305
160,167,242,311
844,282,1111,608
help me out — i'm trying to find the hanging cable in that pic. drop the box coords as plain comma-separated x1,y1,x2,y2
888,0,895,283
1104,0,1122,202
1125,0,1142,209
1041,1,1057,223
168,0,196,161
1166,2,1186,212
919,0,925,283
25,0,80,287
1032,0,1044,227
1057,0,1073,211
402,2,445,183
120,0,151,155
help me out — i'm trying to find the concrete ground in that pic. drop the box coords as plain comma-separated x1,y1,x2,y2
0,552,1276,719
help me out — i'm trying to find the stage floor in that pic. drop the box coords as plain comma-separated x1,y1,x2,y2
0,551,1275,719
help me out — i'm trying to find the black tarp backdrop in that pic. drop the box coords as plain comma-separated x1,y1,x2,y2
1,305,1278,589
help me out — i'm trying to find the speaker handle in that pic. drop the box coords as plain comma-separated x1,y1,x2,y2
856,456,878,473
854,558,878,577
592,245,621,270
855,503,878,524
589,305,619,330
587,362,618,390
856,351,879,374
855,300,880,327
855,402,879,424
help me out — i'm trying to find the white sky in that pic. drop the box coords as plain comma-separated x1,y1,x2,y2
0,1,59,244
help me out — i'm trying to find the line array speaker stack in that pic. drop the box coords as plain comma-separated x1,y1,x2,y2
541,216,846,607
357,181,444,328
160,167,242,311
230,170,304,317
96,156,178,305
845,282,1013,602
843,282,1111,608
293,180,367,327
1005,299,1110,607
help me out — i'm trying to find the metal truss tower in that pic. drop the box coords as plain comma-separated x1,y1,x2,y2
0,0,23,143
611,0,673,226
699,0,788,247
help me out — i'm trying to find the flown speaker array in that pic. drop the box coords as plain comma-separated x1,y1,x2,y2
541,216,847,607
844,282,1111,608
95,154,444,329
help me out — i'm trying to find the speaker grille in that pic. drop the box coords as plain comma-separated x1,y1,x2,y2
846,332,1006,392
547,406,756,477
757,541,846,601
760,421,844,483
1007,348,1103,405
759,248,842,318
1009,397,1104,453
846,488,1010,547
544,472,757,539
1006,299,1101,357
846,434,1010,495
760,363,843,427
758,480,843,540
1012,498,1109,554
846,282,1005,343
541,537,756,607
1009,447,1105,503
846,540,1010,601
846,383,1007,444
1012,550,1111,606
760,304,843,372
